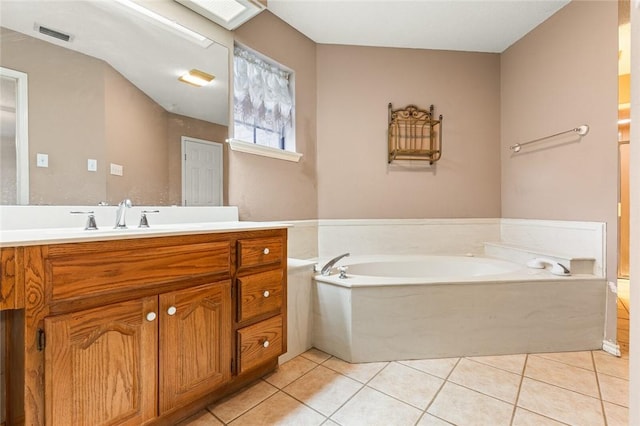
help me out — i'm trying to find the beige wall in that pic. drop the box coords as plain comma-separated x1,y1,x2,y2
0,27,108,204
104,66,169,205
231,11,318,221
316,45,501,219
500,1,619,283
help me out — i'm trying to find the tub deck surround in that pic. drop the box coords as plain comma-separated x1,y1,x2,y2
316,218,502,259
313,254,606,363
484,242,597,275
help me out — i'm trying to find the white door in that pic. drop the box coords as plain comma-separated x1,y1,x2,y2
0,67,29,205
181,137,223,206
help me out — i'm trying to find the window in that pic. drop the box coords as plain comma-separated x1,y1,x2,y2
232,45,297,156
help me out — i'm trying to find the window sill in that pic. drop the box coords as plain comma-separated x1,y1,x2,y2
227,139,303,163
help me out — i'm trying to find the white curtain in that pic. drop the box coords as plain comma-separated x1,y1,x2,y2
234,47,293,133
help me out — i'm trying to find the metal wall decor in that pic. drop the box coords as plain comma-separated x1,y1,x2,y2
388,103,443,164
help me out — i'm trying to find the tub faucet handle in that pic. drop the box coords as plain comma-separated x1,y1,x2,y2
338,266,348,279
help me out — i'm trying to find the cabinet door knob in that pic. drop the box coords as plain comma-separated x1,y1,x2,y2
146,312,157,322
263,248,270,255
263,290,270,298
167,306,177,316
262,340,270,348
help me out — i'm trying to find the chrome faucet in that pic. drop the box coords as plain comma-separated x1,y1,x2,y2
320,253,350,276
114,198,132,229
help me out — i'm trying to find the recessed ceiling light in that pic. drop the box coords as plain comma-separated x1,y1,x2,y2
178,69,215,87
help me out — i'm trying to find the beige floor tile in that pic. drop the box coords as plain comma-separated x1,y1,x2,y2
466,353,526,374
517,378,604,426
416,413,453,425
367,362,443,409
511,408,566,426
300,348,332,364
398,357,459,379
427,381,513,425
264,356,318,389
209,380,278,423
533,351,594,371
229,391,325,426
448,358,521,403
598,373,629,407
525,355,599,397
331,386,422,426
603,402,629,426
593,351,629,380
322,357,387,383
322,420,341,426
177,410,224,426
282,365,362,417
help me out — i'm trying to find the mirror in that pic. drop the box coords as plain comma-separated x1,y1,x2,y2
0,0,230,206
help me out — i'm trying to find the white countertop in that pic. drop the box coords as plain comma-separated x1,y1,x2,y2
0,221,289,247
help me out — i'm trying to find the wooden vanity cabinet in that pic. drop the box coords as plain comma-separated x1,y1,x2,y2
0,247,23,310
10,228,287,426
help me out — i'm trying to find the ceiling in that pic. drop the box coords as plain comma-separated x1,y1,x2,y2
267,0,571,53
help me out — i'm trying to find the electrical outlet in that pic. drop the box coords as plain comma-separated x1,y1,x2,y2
87,159,97,172
36,153,49,168
110,163,123,176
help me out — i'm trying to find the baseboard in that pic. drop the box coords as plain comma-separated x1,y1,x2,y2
602,340,621,357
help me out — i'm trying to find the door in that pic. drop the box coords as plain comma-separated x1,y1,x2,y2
44,297,158,426
0,67,29,205
181,136,223,206
158,280,232,413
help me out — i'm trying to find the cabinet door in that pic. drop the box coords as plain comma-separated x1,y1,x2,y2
159,280,232,413
44,297,158,426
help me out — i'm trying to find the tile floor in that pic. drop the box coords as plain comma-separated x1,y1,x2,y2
180,281,631,426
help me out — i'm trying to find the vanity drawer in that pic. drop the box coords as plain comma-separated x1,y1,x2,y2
237,237,283,270
237,315,283,374
46,240,230,302
237,269,283,323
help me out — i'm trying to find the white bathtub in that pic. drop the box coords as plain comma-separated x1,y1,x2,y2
313,255,606,362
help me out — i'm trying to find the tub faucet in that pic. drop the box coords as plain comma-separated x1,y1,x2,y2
320,253,350,276
114,198,132,229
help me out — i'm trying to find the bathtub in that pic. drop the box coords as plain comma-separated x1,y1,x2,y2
313,255,606,362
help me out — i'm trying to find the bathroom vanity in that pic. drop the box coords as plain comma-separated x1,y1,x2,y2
1,221,287,425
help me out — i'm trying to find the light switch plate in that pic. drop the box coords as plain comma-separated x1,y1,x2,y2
110,163,123,176
88,159,97,172
36,153,48,168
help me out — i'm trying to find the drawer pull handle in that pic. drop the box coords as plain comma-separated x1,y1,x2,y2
263,248,270,255
167,306,177,316
262,340,270,348
146,312,157,322
263,290,270,298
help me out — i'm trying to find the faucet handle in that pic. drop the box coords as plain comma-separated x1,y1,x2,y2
71,211,98,230
139,210,160,228
338,266,348,279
